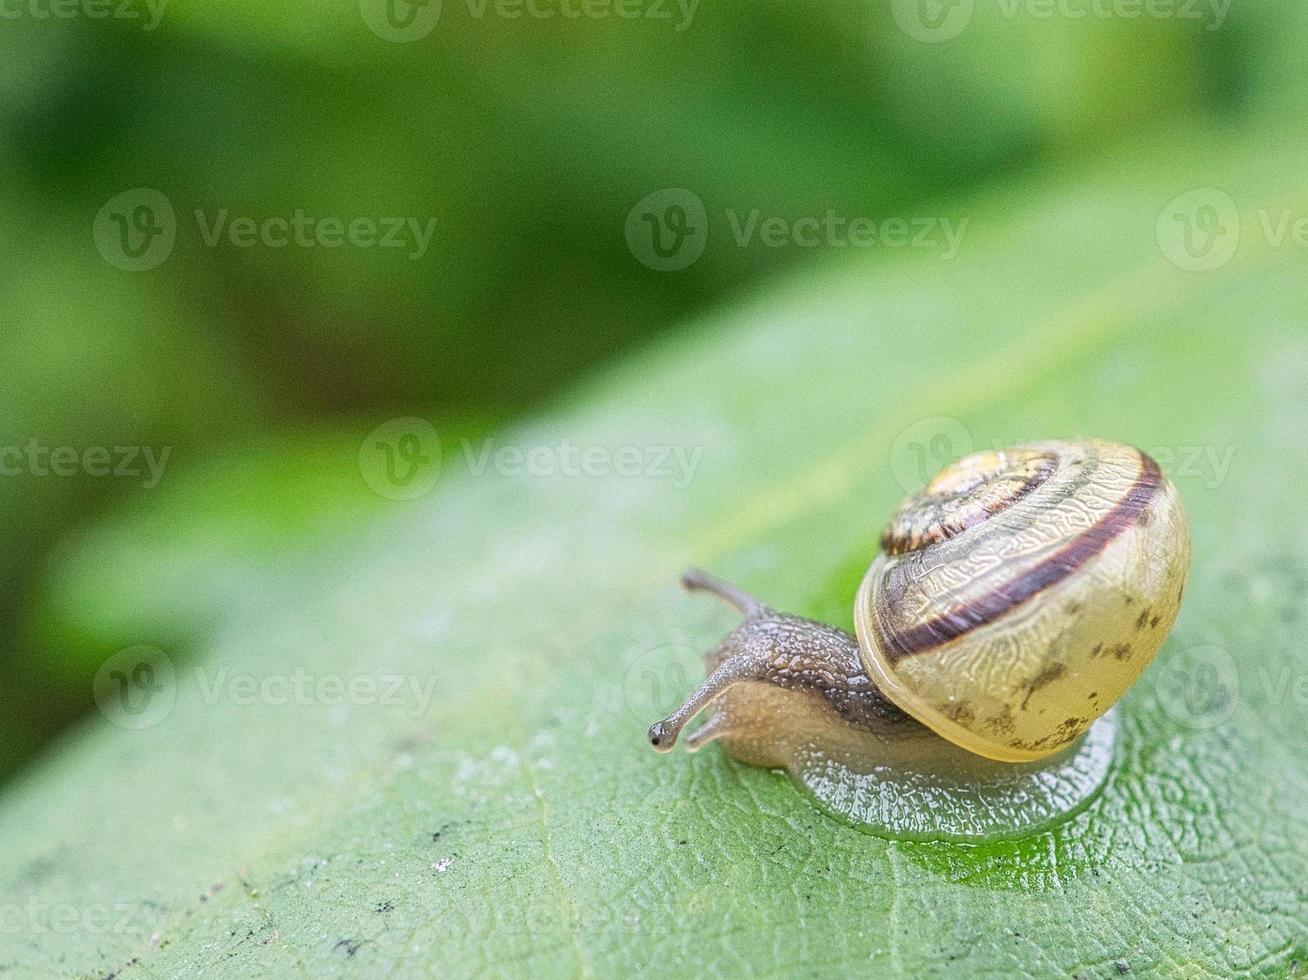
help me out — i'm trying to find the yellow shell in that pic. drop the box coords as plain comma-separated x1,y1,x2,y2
854,439,1190,763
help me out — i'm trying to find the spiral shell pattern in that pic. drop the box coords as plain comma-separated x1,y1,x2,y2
855,439,1190,762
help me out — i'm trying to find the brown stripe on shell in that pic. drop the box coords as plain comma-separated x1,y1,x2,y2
880,451,1058,556
878,451,1163,662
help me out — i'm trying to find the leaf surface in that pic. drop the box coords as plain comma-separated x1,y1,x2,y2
3,124,1307,978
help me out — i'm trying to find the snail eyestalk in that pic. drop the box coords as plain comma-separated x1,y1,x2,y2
649,570,779,752
680,567,767,616
647,655,764,752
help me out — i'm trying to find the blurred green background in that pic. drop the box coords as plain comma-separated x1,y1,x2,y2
0,0,1304,782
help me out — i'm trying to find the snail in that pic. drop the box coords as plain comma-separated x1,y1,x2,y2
648,439,1190,840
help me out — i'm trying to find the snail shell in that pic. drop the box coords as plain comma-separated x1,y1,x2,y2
855,439,1190,762
648,438,1191,838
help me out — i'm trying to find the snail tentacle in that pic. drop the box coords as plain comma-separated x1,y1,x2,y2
648,571,773,751
651,589,907,755
648,645,771,752
683,710,734,752
680,567,768,617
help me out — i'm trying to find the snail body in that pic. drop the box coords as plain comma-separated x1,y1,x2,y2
649,439,1190,840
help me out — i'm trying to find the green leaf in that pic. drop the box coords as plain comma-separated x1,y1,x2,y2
4,121,1307,977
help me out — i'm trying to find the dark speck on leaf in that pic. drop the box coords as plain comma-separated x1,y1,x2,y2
335,939,362,957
